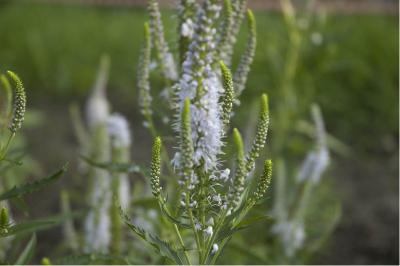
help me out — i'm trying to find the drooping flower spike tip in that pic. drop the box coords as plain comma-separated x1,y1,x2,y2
150,136,162,197
7,71,26,134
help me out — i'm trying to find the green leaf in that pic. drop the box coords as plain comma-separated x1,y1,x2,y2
1,220,54,238
120,207,185,265
0,211,85,238
15,234,36,265
159,201,191,229
80,155,146,175
131,197,158,208
236,215,271,228
0,164,67,201
216,226,246,242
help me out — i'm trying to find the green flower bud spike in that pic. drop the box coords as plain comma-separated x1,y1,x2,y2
7,71,26,134
0,207,9,227
246,93,269,173
138,23,152,119
217,0,234,63
229,128,247,207
233,128,245,161
181,98,194,178
252,159,273,202
233,9,257,98
0,71,27,161
150,137,162,197
220,61,235,129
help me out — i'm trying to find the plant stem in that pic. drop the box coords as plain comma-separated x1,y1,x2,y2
202,209,228,264
185,194,202,263
173,224,191,265
0,132,15,162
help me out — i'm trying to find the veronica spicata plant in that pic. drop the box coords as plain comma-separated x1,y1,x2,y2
121,0,272,264
0,71,66,264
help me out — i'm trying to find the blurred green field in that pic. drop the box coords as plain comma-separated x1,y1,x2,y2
0,1,398,264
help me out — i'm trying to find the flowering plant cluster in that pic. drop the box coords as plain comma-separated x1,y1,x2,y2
124,0,274,264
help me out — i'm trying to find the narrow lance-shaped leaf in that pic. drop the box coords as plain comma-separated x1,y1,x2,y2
15,234,36,265
0,164,67,201
120,206,184,264
1,210,85,238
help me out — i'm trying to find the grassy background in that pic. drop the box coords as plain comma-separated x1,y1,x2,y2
0,1,398,264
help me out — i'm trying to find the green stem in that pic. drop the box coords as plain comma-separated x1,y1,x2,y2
0,132,15,162
202,209,228,264
185,194,202,263
173,224,191,265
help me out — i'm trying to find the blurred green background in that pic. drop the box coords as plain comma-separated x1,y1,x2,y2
0,1,398,264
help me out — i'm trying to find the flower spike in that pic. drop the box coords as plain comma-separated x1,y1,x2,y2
181,98,194,177
229,128,247,207
150,136,162,197
220,61,235,128
7,71,26,134
246,93,269,173
233,9,257,99
251,159,273,202
138,22,153,120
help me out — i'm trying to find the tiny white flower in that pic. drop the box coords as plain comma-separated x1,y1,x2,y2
211,243,219,254
220,168,230,181
181,19,194,38
213,194,222,206
195,222,202,231
204,226,213,236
